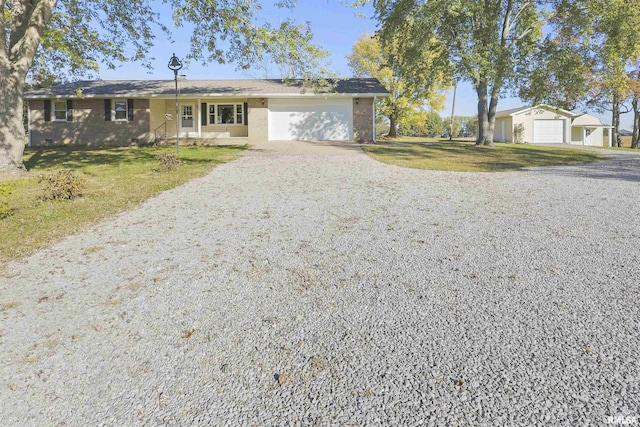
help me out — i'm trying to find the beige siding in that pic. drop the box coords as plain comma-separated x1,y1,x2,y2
571,127,582,144
570,127,605,146
149,98,167,139
248,98,268,144
512,107,572,143
29,98,150,146
494,117,512,142
353,97,374,142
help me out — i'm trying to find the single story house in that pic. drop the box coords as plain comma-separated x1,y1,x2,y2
494,105,613,146
24,78,389,146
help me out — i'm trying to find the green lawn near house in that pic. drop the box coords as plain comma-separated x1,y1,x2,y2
364,139,602,172
0,145,246,264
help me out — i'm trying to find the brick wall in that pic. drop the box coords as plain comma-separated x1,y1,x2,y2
29,98,151,146
353,97,374,142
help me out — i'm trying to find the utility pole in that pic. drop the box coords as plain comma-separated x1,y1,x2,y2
449,83,457,141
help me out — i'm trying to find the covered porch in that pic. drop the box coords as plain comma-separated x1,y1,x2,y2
149,97,250,142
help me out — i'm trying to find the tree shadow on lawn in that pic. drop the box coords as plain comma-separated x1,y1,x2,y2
528,157,640,182
23,145,246,171
366,142,602,172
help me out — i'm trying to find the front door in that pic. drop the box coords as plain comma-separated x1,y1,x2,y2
181,104,194,133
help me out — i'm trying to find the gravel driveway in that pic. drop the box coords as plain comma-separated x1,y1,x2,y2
1,143,639,426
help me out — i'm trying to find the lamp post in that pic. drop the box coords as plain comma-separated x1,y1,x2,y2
168,53,183,154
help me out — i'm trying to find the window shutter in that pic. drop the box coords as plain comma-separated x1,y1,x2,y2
44,100,51,122
104,99,111,121
244,102,248,125
66,99,73,122
127,99,134,121
201,103,207,126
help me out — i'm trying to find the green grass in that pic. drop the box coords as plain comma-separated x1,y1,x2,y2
0,145,246,263
364,138,602,172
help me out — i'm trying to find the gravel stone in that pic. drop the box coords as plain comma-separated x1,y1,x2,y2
1,143,639,426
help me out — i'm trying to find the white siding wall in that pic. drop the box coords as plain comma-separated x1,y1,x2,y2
512,108,572,144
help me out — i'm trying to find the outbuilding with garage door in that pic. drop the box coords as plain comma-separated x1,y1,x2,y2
493,104,613,146
494,105,574,144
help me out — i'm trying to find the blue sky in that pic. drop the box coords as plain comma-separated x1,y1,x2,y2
99,0,629,130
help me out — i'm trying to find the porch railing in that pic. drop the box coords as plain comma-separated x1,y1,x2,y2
153,122,167,142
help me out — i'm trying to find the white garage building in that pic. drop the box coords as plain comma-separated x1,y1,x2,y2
494,104,613,146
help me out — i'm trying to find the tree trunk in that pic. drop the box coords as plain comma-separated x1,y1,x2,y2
0,73,27,172
388,115,397,138
475,81,493,146
632,97,640,149
611,93,622,148
1,0,59,172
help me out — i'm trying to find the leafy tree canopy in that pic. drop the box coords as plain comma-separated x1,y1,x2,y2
347,33,449,137
0,0,330,171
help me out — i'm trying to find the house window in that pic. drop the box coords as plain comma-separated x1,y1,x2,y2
236,104,243,124
206,103,244,125
218,104,235,124
209,105,216,125
54,100,67,121
114,100,127,121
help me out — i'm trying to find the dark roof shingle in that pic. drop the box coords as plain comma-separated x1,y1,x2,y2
25,78,389,98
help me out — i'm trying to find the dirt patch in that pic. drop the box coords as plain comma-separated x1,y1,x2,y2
0,171,32,183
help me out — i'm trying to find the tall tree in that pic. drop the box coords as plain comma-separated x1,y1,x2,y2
545,0,640,146
375,0,543,146
518,37,593,110
347,33,448,138
0,0,327,172
629,69,640,149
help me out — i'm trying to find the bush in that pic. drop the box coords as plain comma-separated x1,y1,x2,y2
39,170,85,200
156,153,182,172
514,124,525,144
0,182,12,218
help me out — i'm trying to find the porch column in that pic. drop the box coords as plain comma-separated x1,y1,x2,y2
197,98,202,137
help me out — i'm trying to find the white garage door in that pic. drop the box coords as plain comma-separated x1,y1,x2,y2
268,98,353,141
533,120,565,143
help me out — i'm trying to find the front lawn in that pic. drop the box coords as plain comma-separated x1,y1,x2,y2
0,145,246,263
364,139,602,172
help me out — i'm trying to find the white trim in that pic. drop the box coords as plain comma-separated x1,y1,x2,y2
205,102,245,126
180,103,195,132
52,99,68,122
502,104,576,119
25,93,390,100
113,99,128,121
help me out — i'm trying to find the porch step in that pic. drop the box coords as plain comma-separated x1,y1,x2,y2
156,137,248,146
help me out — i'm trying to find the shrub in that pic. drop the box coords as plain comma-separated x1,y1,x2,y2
156,153,182,172
0,182,12,218
513,123,525,144
39,170,85,200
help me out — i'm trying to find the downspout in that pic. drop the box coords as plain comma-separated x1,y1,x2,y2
372,96,377,144
197,97,202,138
27,99,32,147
